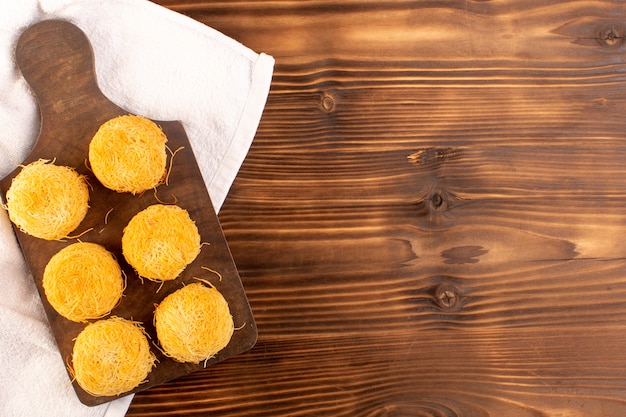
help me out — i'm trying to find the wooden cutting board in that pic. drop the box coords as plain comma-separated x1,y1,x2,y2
0,19,257,406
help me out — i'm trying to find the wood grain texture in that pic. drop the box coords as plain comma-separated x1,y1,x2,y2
129,1,626,415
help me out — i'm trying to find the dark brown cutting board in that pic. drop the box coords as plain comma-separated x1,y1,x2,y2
0,19,257,406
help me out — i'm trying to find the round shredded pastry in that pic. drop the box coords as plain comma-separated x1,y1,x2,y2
154,283,234,363
43,242,124,323
122,204,201,282
88,114,167,194
70,317,156,397
5,159,89,240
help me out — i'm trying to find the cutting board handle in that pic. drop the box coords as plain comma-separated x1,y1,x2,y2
15,19,116,120
14,19,123,164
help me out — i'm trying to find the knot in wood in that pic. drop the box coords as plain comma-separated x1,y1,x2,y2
598,23,624,49
435,283,460,310
321,94,335,113
431,191,444,209
428,188,448,213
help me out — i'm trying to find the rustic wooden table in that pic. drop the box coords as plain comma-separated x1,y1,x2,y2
128,1,626,415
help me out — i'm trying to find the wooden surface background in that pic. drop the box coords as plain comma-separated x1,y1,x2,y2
128,1,626,416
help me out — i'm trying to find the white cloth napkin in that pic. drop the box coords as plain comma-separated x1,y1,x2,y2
0,1,274,416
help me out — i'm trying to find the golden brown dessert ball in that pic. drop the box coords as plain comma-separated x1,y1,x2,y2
43,242,124,322
5,159,89,240
89,114,167,194
122,204,201,282
154,283,234,363
71,317,156,397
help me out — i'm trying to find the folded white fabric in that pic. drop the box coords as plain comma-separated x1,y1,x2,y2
0,1,273,416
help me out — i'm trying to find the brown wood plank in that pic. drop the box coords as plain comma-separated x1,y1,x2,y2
127,1,626,415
